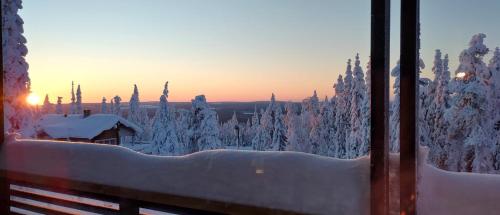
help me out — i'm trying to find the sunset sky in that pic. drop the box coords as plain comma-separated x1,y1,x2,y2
20,0,500,104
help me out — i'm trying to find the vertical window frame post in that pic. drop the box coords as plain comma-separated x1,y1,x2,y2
370,0,390,214
400,0,420,214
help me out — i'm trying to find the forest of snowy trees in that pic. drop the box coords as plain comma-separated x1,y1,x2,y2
3,0,500,174
49,33,495,174
111,34,499,174
14,34,500,175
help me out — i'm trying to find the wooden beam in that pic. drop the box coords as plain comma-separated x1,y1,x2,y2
400,0,420,214
370,0,390,214
1,170,300,215
0,3,9,214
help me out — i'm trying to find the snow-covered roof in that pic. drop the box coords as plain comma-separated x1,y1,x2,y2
38,114,142,139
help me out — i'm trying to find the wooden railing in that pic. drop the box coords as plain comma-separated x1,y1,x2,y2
2,171,266,214
0,138,370,215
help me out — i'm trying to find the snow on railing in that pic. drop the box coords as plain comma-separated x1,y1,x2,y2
0,138,370,215
417,147,500,215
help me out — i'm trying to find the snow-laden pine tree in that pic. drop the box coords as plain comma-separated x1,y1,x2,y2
271,105,287,151
112,96,122,116
241,119,252,146
2,0,35,136
55,97,63,114
76,84,83,114
490,49,500,173
191,95,222,151
310,97,333,156
109,99,114,114
427,50,444,143
489,47,500,120
390,59,426,153
360,60,371,156
245,107,259,146
286,107,310,153
389,61,401,153
309,91,320,116
101,97,107,113
284,102,296,130
221,112,239,147
128,85,140,119
41,94,51,114
301,91,320,152
343,59,353,147
429,52,452,168
253,94,277,150
348,54,367,158
70,81,76,114
151,94,180,155
253,109,272,150
175,109,193,153
328,95,338,157
333,75,347,158
445,34,495,172
127,85,150,140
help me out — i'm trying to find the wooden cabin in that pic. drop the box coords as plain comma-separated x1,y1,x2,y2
36,112,142,145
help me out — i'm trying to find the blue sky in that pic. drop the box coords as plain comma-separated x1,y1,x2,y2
20,0,500,102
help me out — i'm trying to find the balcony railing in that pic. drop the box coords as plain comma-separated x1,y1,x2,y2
0,137,371,214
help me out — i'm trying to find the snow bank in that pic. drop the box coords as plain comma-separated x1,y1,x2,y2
418,147,500,215
38,114,142,139
0,139,369,215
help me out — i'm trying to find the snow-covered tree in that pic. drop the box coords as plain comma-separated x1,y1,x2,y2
389,61,401,153
151,94,180,155
284,102,297,130
109,99,114,114
310,97,333,156
427,50,444,142
390,59,427,153
101,97,107,113
253,94,277,150
429,51,452,168
175,109,193,153
333,75,347,158
445,34,495,172
343,59,353,146
221,112,239,147
128,84,151,141
191,95,222,151
253,109,272,151
163,81,169,97
2,0,34,136
41,94,51,114
489,47,500,119
360,60,371,156
76,84,83,114
286,107,310,153
271,105,287,151
112,96,122,116
70,81,76,114
419,77,432,146
55,97,63,114
241,119,252,147
128,85,148,128
348,54,367,158
301,91,321,148
243,107,259,146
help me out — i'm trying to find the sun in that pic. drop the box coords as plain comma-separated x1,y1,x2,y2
26,93,41,106
456,72,466,79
